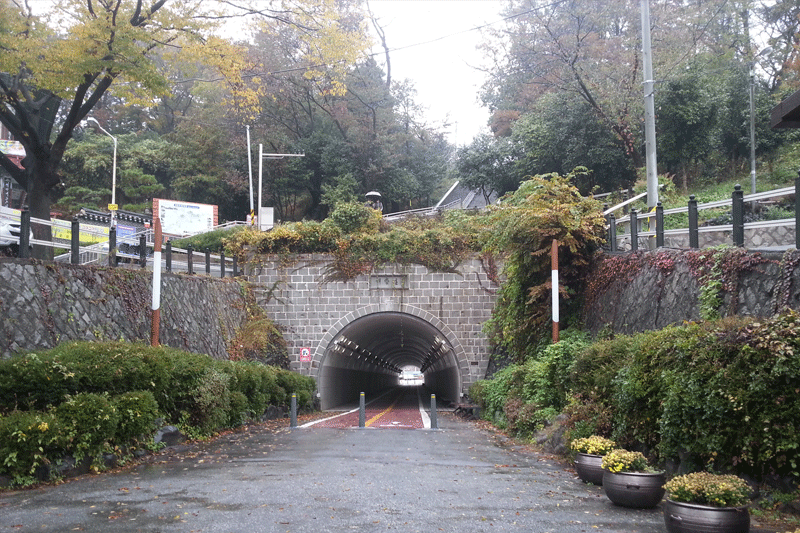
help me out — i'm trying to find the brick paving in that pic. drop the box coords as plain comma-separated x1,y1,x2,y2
303,386,429,429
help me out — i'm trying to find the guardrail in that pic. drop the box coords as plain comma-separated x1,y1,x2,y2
3,211,242,277
606,180,799,252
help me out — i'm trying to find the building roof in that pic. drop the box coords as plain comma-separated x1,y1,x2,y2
436,181,497,210
771,89,800,129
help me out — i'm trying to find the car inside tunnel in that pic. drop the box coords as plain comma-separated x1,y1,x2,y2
317,312,461,410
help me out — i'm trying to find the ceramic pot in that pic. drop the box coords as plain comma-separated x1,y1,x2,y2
664,499,749,533
574,453,605,485
602,470,666,508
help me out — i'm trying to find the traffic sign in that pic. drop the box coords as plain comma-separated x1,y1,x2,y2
299,347,311,362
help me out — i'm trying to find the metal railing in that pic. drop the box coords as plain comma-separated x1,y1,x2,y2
3,210,242,277
605,180,800,252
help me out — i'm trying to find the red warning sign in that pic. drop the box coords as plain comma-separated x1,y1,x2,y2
299,347,311,362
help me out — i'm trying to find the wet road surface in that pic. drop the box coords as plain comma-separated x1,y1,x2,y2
0,390,670,533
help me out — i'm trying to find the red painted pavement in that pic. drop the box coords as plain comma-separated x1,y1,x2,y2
307,386,427,429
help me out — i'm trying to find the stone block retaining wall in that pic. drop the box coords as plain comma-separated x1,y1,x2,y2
583,249,800,336
0,259,248,359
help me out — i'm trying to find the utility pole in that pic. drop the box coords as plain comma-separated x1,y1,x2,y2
641,0,658,211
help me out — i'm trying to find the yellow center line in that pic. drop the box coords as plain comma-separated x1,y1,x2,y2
365,395,401,427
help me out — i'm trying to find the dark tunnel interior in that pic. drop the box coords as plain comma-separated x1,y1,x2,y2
317,312,461,410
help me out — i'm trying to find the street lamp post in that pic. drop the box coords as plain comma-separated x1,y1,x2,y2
86,117,117,228
749,47,772,195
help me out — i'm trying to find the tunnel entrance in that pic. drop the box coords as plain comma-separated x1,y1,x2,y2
317,312,461,410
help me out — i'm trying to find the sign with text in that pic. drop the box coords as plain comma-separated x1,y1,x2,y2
369,274,408,290
50,218,109,244
153,199,218,237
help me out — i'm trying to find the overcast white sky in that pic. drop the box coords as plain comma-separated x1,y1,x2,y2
366,0,503,146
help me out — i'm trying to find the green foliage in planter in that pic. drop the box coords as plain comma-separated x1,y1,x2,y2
601,448,650,473
0,411,65,481
570,435,617,455
110,391,159,443
55,392,119,456
664,472,751,507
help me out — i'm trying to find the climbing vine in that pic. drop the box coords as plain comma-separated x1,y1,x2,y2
588,246,775,322
224,202,492,282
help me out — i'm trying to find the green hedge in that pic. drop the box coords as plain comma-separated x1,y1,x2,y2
472,311,800,482
0,341,317,485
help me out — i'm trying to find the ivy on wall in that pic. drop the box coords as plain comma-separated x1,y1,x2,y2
585,247,798,324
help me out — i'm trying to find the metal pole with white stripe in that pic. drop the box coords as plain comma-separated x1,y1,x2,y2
551,239,559,343
151,216,162,346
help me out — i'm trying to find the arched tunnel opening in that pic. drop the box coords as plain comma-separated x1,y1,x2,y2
317,312,461,410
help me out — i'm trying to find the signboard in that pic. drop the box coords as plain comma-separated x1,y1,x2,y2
1,178,11,208
259,206,274,231
299,347,312,362
116,224,137,244
0,140,25,156
369,274,408,290
50,219,109,243
153,199,218,237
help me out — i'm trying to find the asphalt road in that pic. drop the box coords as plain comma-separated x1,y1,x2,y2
0,393,668,533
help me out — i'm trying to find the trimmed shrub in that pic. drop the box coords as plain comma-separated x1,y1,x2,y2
110,391,159,443
0,353,75,412
0,342,319,447
55,393,119,456
0,410,65,480
190,368,231,434
274,369,315,409
227,391,250,427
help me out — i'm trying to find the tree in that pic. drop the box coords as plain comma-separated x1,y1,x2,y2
454,134,518,203
481,0,737,173
0,0,368,258
658,62,720,191
509,94,636,194
247,22,450,220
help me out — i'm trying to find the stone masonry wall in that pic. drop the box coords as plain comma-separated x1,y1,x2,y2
583,249,800,336
0,258,248,359
249,254,500,395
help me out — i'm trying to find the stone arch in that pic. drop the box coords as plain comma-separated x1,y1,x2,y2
310,304,469,410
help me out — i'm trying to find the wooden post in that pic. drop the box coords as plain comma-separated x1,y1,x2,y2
552,239,559,343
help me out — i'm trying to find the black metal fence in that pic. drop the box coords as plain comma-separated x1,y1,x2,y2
604,177,800,252
11,211,239,277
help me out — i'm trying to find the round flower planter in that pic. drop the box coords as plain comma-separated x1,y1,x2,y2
602,470,666,508
574,453,605,485
664,499,750,533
